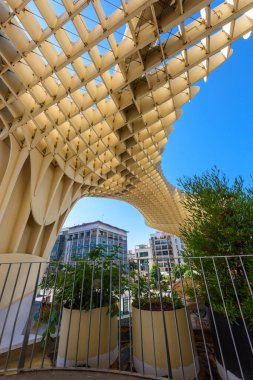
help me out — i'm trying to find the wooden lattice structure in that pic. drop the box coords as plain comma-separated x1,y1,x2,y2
0,0,252,258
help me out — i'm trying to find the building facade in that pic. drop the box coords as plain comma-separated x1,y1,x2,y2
51,221,128,263
128,244,153,274
149,231,185,273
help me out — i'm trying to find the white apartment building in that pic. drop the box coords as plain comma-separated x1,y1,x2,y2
149,231,185,273
51,221,128,263
128,244,153,274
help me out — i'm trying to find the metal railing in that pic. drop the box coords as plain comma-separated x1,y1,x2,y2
0,255,252,380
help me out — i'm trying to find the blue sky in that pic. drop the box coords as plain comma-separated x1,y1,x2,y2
64,35,253,250
163,38,253,186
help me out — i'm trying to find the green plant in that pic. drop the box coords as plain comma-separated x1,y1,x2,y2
171,263,193,281
131,262,183,311
178,167,253,325
38,247,125,343
171,263,202,300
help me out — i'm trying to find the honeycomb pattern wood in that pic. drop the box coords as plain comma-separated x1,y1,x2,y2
0,0,252,258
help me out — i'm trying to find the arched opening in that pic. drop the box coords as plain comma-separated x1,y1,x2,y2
62,197,156,253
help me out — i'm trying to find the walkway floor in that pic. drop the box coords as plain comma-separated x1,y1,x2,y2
0,318,221,379
1,369,158,380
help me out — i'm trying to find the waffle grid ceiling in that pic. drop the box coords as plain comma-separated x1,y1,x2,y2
0,0,252,233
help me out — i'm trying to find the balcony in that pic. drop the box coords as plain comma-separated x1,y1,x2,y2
0,255,252,380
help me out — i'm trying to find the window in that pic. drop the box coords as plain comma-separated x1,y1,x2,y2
140,251,148,257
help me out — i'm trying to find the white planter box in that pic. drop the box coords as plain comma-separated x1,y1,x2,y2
132,306,199,379
57,306,118,368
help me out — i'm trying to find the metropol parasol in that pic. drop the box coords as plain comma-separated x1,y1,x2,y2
0,0,252,263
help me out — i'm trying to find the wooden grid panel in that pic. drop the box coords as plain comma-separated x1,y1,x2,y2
0,0,252,240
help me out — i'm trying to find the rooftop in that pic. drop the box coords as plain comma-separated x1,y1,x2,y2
66,220,128,234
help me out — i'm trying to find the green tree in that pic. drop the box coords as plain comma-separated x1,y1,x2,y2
171,263,192,281
178,167,253,324
149,262,160,285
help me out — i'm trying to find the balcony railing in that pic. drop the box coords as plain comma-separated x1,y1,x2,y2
0,255,252,380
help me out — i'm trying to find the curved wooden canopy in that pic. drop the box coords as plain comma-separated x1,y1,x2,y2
0,0,252,258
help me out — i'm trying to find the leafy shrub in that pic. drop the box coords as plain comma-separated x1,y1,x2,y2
178,167,253,325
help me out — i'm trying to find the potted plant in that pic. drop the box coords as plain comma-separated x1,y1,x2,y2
178,167,253,380
130,262,199,379
40,248,123,368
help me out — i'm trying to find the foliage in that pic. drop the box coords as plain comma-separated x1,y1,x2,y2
178,167,253,324
149,262,160,284
131,262,183,311
128,259,138,271
171,262,193,280
38,247,125,343
171,263,201,300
